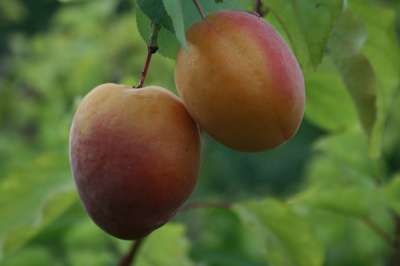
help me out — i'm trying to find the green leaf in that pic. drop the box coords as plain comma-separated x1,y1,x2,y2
328,10,379,158
67,252,112,266
0,0,25,22
335,55,378,148
327,10,368,59
305,57,358,131
136,7,179,59
64,220,110,251
157,28,180,59
63,219,119,266
328,4,400,158
0,152,76,258
136,223,194,266
1,247,58,266
265,0,343,69
136,0,174,32
234,199,323,266
308,130,377,183
292,184,383,217
356,2,400,158
290,195,391,266
136,7,151,44
181,0,251,28
296,130,386,217
384,174,400,215
162,0,187,47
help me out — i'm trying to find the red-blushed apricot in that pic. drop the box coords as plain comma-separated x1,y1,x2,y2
175,11,305,152
69,83,200,240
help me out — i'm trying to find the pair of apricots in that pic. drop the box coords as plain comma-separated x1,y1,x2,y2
69,11,305,240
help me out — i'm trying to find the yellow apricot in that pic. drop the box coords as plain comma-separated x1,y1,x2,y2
175,11,305,151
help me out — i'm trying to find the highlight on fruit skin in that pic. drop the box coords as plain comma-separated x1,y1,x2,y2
175,11,305,152
69,83,201,240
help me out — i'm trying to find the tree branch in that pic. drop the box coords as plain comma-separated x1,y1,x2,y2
136,23,160,88
388,215,400,265
118,238,145,266
362,216,394,247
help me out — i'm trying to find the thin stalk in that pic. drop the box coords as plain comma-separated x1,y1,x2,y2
192,0,206,19
136,23,160,88
118,238,145,266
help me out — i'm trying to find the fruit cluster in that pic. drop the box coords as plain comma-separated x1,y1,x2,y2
69,11,305,240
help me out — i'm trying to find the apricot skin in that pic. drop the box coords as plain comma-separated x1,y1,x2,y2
175,11,305,151
69,84,200,240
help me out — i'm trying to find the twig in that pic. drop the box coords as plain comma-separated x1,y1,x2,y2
136,23,160,88
254,0,268,17
118,238,145,266
192,0,206,19
389,215,400,265
180,202,232,212
362,216,394,247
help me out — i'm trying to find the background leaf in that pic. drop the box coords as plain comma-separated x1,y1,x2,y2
0,152,75,258
329,3,400,158
384,174,400,215
328,10,379,158
135,224,194,266
234,199,323,266
304,57,358,132
0,1,399,266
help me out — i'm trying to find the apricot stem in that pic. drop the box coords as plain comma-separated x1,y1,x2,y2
136,23,160,88
118,238,145,266
254,0,269,17
192,0,206,19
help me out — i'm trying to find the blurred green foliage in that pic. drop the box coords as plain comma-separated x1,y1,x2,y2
0,0,400,265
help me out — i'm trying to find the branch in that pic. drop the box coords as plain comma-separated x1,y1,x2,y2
192,0,206,19
389,215,400,265
180,202,232,212
136,23,160,88
118,238,145,266
361,216,394,247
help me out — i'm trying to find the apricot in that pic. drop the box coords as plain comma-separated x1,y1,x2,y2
69,84,200,240
175,11,305,151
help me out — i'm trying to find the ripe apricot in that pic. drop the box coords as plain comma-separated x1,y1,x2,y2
69,84,200,239
175,11,305,151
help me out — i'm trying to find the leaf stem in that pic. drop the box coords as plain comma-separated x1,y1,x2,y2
136,23,161,88
192,0,206,20
118,238,145,266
